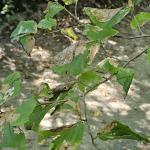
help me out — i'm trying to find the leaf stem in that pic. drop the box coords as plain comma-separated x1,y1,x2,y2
75,0,79,19
18,41,31,57
82,95,101,150
55,0,80,23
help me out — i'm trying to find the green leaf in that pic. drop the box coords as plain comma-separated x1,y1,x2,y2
52,49,89,76
20,35,35,56
83,7,122,24
38,18,57,30
83,7,130,41
38,83,53,99
11,79,21,97
61,121,85,146
66,89,80,102
62,0,77,5
4,71,21,85
116,68,134,95
83,7,130,28
54,89,80,103
0,123,25,150
20,35,33,46
78,70,101,92
4,71,21,97
99,59,134,95
99,59,118,74
12,97,37,126
84,25,118,42
10,20,37,40
26,104,54,130
130,12,150,29
50,136,64,150
38,130,58,142
45,2,64,18
147,48,150,64
97,121,149,142
97,7,130,28
105,7,130,27
59,104,74,110
51,121,85,149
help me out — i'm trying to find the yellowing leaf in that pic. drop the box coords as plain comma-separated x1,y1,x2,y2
61,27,78,41
62,0,78,5
62,0,77,5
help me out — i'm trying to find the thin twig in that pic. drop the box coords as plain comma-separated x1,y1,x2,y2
75,102,83,121
37,99,68,106
101,43,110,57
115,35,150,39
123,48,148,68
82,95,101,150
50,122,78,132
75,0,79,19
64,6,80,22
